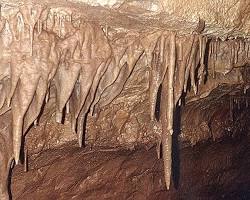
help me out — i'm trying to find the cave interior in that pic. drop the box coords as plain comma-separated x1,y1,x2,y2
0,0,249,199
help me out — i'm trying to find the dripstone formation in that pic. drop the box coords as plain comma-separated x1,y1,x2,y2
0,1,249,199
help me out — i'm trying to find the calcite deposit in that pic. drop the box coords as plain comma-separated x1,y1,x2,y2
0,0,249,199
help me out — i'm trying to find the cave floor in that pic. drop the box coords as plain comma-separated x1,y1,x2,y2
11,135,250,200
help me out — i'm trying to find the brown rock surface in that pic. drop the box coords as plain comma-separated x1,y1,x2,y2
11,91,250,199
11,135,250,200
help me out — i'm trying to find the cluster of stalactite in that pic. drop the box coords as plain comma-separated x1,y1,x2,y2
148,28,250,190
0,3,249,200
230,95,250,121
148,23,208,189
0,4,143,199
208,38,250,76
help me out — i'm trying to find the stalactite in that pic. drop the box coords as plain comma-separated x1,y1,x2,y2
4,7,55,165
68,23,113,146
247,41,250,58
178,39,183,60
174,38,185,105
240,39,244,55
59,15,62,37
45,91,49,103
97,40,143,109
11,59,42,163
214,38,218,61
0,84,6,110
89,38,133,115
141,31,162,68
0,4,249,199
199,35,202,59
69,23,94,133
66,101,70,114
212,40,216,78
21,32,55,131
55,54,81,123
148,34,167,120
209,39,212,58
16,13,24,41
24,148,28,172
244,84,250,94
7,59,21,107
230,41,235,70
90,57,114,116
54,23,86,124
184,34,198,92
161,32,176,190
89,57,117,113
174,36,192,104
235,40,240,64
20,5,46,56
77,61,110,147
234,41,237,65
190,36,199,94
198,36,207,85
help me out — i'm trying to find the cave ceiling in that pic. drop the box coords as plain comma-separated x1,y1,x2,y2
1,0,250,38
